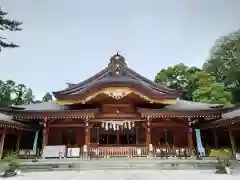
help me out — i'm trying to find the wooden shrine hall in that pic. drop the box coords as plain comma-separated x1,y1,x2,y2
0,53,237,158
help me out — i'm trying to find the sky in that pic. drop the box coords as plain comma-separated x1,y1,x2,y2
1,0,240,100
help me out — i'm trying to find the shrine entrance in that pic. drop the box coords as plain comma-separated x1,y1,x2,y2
98,128,136,145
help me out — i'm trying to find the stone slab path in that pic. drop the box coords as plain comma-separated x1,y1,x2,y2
5,170,240,180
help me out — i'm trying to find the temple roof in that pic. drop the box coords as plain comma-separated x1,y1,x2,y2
9,99,222,111
15,101,64,111
52,53,180,101
0,112,28,129
222,107,240,119
164,99,223,110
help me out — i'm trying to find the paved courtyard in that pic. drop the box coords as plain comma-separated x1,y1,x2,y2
5,170,240,180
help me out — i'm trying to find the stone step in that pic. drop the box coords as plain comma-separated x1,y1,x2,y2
20,160,218,172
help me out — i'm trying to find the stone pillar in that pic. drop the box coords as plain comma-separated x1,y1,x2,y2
16,131,22,152
0,128,6,159
228,129,236,158
213,129,219,148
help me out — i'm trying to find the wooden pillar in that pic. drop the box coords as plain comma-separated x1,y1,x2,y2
188,128,194,156
16,131,22,152
0,128,6,159
97,127,100,144
146,116,151,146
84,118,89,146
117,133,120,144
213,129,219,148
42,119,49,157
136,127,138,144
228,129,236,158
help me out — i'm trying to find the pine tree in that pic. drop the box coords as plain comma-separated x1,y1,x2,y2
0,6,22,52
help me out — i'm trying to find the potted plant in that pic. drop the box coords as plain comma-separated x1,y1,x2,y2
223,159,232,174
3,151,20,177
215,157,232,174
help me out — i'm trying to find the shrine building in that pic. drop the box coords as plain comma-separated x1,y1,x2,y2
0,53,239,158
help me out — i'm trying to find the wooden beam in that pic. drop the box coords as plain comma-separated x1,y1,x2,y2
49,124,84,128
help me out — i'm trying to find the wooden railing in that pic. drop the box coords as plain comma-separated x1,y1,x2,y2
86,145,192,158
90,146,148,157
152,146,192,158
15,146,193,159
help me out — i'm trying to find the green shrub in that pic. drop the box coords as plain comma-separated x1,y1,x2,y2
3,151,20,169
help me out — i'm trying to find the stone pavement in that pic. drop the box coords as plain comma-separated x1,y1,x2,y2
6,170,240,180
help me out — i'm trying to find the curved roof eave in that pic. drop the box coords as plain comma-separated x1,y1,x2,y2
126,67,180,94
52,54,181,98
55,77,179,101
52,67,109,95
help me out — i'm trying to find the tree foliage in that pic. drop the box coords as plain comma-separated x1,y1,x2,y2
203,29,240,103
42,92,53,102
0,80,36,106
154,65,232,106
0,80,51,106
0,7,22,52
154,63,201,100
191,72,232,106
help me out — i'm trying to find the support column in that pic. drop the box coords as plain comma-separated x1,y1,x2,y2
136,127,138,144
84,118,89,146
0,128,6,159
16,131,22,152
146,118,151,146
117,133,120,144
187,128,194,156
228,129,236,158
42,119,49,158
84,118,90,158
97,127,100,144
187,118,194,156
146,116,152,156
213,129,219,148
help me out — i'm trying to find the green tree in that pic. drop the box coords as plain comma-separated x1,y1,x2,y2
0,80,16,106
191,72,232,106
0,7,22,52
154,63,201,100
203,29,240,103
42,92,53,102
0,80,36,106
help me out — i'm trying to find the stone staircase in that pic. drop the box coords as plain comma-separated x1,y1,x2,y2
19,158,220,172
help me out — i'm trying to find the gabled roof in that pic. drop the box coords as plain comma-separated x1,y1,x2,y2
0,112,28,129
52,53,180,101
